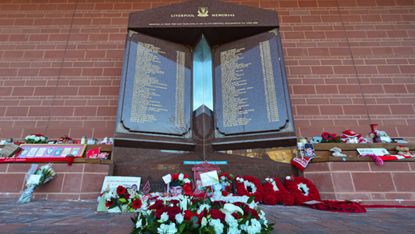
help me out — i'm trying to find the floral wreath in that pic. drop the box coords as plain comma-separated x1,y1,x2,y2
219,172,234,196
262,177,294,206
235,175,263,202
163,173,193,196
284,176,320,205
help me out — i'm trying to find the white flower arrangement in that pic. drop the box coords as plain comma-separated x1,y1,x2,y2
24,134,48,144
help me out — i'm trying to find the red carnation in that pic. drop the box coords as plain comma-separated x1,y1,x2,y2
149,200,164,210
263,194,278,205
116,185,127,196
210,209,225,221
167,206,181,221
184,210,197,221
155,207,167,219
131,199,142,210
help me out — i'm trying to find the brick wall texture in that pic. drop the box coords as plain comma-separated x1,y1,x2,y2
0,163,109,200
304,162,415,206
0,0,414,141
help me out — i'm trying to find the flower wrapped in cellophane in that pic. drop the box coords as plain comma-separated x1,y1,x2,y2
17,164,56,203
101,185,143,212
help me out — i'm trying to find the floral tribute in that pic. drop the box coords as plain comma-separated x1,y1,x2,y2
103,185,143,212
131,195,273,234
321,132,340,143
283,176,321,205
24,134,48,144
262,177,294,206
163,173,193,196
18,164,56,203
219,172,234,196
235,176,263,202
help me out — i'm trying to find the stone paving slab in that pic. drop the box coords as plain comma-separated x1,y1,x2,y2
0,199,414,233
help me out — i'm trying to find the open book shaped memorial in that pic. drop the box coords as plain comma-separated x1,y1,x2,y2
115,0,296,151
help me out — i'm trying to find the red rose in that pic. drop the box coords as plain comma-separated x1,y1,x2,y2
221,191,229,196
105,200,114,208
210,209,225,221
116,185,127,196
172,174,179,181
124,193,130,200
131,199,142,210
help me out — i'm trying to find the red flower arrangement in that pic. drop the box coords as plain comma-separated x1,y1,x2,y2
102,185,142,212
262,177,294,206
284,176,321,205
235,175,263,202
163,173,193,196
321,132,340,143
304,200,366,213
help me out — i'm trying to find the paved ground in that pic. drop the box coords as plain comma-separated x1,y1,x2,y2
0,199,414,233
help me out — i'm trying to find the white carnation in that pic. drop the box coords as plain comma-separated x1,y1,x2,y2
178,173,184,180
201,217,207,227
209,219,224,234
160,212,169,223
175,213,184,224
197,204,211,214
228,227,241,234
157,223,177,234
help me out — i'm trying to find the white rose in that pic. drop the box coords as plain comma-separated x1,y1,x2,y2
178,173,184,180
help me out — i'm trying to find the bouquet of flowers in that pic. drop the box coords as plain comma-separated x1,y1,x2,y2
24,134,48,144
18,164,56,203
102,185,143,212
132,195,273,234
219,172,234,196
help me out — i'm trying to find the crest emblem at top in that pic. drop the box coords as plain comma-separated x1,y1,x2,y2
197,7,209,17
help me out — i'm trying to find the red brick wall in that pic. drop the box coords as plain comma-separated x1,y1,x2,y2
0,163,109,200
304,162,415,206
0,0,414,141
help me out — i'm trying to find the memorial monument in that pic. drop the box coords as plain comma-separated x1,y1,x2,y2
113,0,297,190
